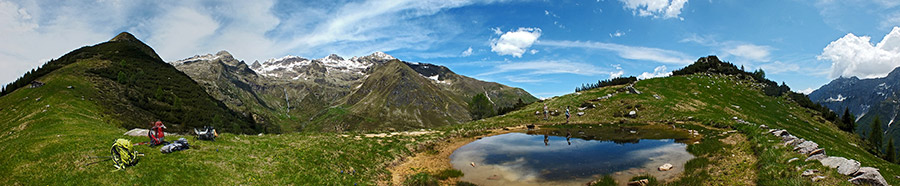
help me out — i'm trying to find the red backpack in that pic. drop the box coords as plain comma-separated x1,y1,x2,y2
149,121,166,146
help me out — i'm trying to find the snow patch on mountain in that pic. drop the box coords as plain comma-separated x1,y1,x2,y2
825,94,847,102
252,52,396,78
425,74,451,85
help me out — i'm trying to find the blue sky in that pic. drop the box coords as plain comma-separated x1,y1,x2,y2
3,0,900,97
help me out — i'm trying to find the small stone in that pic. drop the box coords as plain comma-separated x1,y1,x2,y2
67,86,73,89
787,158,799,163
577,112,585,116
808,148,825,156
658,163,673,171
801,169,818,177
470,162,476,167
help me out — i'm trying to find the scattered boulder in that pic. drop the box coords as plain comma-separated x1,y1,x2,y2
806,154,826,162
819,156,860,176
658,163,673,171
535,111,541,115
794,141,819,154
628,110,637,117
577,112,585,116
849,167,888,186
759,124,768,129
781,134,799,142
653,94,661,99
783,138,804,147
787,158,799,163
772,129,789,137
67,86,73,89
808,148,825,156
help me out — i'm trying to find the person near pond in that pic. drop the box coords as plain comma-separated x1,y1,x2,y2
565,106,570,124
544,134,549,146
566,130,572,145
543,103,549,120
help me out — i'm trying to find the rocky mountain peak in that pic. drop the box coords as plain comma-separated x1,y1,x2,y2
216,50,233,58
251,60,262,69
369,51,395,60
324,54,344,61
885,66,900,79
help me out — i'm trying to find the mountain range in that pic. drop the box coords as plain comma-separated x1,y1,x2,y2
809,66,900,148
169,42,535,133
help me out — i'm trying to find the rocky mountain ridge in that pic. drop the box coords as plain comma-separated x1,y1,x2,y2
170,51,536,132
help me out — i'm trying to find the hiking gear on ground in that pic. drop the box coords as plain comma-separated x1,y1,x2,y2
149,121,166,146
194,126,218,141
161,138,190,154
111,138,139,169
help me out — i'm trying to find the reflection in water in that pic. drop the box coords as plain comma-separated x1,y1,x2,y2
451,127,694,186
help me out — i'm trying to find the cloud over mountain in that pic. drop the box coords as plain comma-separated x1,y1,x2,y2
819,27,900,79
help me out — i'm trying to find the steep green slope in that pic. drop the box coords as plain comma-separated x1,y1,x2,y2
24,33,257,133
0,67,433,184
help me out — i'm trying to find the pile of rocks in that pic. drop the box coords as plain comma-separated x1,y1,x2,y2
766,128,888,185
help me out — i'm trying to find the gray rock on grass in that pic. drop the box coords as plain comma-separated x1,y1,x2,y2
849,167,888,186
819,156,860,176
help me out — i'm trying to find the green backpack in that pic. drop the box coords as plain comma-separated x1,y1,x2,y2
111,139,138,169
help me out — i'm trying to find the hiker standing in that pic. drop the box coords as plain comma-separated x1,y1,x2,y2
543,103,549,120
149,121,167,146
565,106,570,124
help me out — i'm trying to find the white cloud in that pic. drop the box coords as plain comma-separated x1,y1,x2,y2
491,27,503,35
0,0,506,86
619,0,688,20
461,47,474,57
797,87,815,95
537,40,694,64
144,7,221,61
724,44,771,62
609,30,626,37
818,27,900,79
637,65,672,79
490,27,542,58
609,70,625,78
479,60,607,76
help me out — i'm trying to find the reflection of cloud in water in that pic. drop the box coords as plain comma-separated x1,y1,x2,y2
450,133,693,186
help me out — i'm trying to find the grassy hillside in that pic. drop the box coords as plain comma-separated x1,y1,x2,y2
3,67,897,184
434,73,898,185
0,66,438,185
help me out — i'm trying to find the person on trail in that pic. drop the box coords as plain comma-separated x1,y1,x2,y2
565,106,570,124
149,121,167,146
543,103,549,120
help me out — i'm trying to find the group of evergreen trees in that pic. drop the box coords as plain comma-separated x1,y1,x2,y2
575,76,637,92
865,115,897,163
